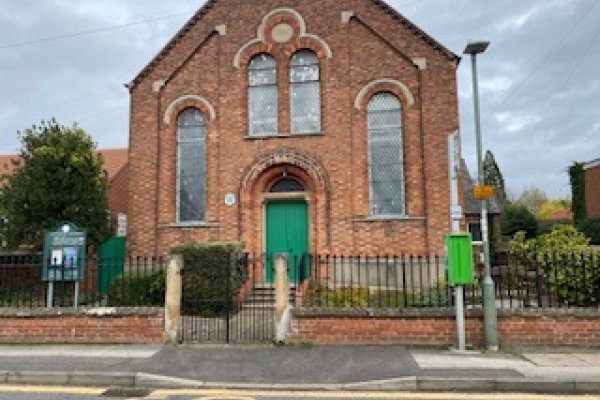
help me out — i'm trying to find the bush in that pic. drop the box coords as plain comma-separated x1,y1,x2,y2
107,269,165,306
501,203,539,238
170,241,245,316
576,218,600,245
509,225,599,306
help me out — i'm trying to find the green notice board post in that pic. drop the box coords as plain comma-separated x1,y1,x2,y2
43,222,86,308
446,233,474,285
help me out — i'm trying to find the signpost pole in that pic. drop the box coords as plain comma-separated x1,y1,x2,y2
448,132,466,351
47,282,54,308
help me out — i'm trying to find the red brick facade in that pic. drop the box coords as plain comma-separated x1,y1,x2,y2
127,0,460,256
584,161,600,219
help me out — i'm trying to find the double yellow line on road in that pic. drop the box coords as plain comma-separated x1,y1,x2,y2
1,385,600,400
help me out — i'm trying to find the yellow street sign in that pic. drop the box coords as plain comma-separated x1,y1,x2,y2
473,185,494,200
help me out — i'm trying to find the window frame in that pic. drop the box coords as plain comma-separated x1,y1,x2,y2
247,53,278,137
176,107,207,224
367,92,406,217
289,50,321,134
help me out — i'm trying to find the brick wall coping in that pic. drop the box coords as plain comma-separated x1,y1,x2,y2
292,307,600,319
0,307,163,318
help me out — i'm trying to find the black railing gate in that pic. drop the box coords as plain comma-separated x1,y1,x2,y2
178,254,274,343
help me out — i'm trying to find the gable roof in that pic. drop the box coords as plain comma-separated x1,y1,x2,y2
0,148,128,183
127,0,459,90
584,157,600,170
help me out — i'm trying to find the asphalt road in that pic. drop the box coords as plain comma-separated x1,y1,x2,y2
1,386,599,400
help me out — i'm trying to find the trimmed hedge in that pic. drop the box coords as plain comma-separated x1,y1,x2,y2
170,241,245,316
107,269,165,307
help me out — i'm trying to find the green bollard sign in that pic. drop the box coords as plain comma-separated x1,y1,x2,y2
446,233,474,285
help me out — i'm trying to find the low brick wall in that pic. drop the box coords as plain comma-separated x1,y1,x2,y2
0,307,164,344
289,308,600,348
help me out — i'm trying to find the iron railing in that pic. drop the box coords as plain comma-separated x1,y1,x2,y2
0,254,166,308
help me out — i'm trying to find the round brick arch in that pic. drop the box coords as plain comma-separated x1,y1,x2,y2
239,148,332,253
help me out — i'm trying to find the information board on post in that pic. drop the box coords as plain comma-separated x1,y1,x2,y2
42,222,86,308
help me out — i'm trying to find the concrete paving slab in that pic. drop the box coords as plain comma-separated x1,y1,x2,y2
575,353,600,365
412,351,532,370
523,353,589,366
0,345,159,358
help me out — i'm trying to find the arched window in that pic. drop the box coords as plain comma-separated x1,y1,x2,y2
177,108,206,222
290,50,320,133
269,177,304,192
367,93,404,216
248,53,277,136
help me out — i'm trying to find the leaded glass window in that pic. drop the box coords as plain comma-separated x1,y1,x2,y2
290,50,320,133
248,53,277,136
177,108,206,222
367,93,404,216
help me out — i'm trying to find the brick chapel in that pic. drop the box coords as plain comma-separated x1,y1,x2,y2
126,0,460,259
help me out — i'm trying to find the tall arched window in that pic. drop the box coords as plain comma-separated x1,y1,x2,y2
367,93,404,216
248,53,277,136
177,108,206,222
290,50,320,133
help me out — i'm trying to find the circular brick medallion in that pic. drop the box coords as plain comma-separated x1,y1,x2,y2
271,23,294,43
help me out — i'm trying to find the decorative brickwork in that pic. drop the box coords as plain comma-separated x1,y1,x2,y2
290,309,600,347
127,0,460,256
0,308,164,344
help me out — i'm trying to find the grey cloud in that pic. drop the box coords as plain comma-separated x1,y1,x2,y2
1,0,599,199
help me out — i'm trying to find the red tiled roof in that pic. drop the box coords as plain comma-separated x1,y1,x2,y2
96,148,128,180
0,148,128,182
0,154,19,178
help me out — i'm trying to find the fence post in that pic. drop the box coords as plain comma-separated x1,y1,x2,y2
164,254,183,344
274,253,290,342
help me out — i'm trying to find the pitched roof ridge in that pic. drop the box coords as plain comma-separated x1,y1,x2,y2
127,0,219,91
368,0,459,62
128,0,459,90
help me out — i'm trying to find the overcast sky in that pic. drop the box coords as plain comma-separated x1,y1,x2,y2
1,0,599,198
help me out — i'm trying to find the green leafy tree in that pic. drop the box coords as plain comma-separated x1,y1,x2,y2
501,203,539,238
516,187,548,216
0,119,111,249
483,150,507,205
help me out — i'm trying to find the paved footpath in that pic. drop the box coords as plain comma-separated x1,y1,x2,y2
0,345,599,394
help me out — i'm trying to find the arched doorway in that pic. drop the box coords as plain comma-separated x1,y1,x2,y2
264,177,308,283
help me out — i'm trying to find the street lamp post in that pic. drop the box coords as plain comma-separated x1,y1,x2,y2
463,41,498,351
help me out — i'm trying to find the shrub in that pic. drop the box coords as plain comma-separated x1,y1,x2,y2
107,269,165,306
170,241,245,316
501,203,539,238
509,225,599,306
576,218,600,245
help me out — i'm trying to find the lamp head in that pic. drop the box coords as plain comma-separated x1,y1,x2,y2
463,41,490,55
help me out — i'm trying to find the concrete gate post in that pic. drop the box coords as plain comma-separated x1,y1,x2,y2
274,253,290,342
164,254,183,344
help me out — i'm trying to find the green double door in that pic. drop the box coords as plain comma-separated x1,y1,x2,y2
265,201,308,283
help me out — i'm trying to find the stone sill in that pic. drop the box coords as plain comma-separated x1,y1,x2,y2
244,132,324,140
158,222,219,229
353,215,427,222
0,307,164,318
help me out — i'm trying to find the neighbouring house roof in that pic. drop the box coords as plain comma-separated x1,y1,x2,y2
460,159,501,215
543,209,573,221
127,0,459,90
0,148,128,182
96,148,128,180
0,154,18,179
584,157,600,170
